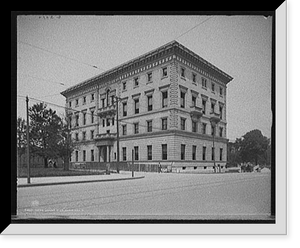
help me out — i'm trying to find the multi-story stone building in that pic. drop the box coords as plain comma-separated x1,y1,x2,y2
61,41,233,172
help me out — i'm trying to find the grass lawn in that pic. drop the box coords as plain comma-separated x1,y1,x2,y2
17,167,105,178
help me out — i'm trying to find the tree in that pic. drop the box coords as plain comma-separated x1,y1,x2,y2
238,129,269,165
29,102,63,168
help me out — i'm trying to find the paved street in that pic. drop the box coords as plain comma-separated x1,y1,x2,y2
17,172,271,220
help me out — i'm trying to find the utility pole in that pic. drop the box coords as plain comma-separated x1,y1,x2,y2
26,96,30,184
115,96,120,173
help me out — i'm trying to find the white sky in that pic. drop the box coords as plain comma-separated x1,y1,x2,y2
16,14,273,141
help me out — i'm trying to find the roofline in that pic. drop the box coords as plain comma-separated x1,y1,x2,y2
61,41,233,97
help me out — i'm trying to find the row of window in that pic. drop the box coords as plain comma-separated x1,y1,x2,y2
120,91,224,118
68,65,224,110
72,117,224,141
74,145,224,163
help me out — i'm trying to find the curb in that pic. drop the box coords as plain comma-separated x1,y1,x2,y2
17,176,145,188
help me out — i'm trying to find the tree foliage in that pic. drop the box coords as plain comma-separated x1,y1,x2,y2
17,102,76,169
227,129,270,166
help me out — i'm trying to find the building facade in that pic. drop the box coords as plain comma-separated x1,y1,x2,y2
61,41,233,172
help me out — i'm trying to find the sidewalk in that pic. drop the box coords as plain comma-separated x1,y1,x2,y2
17,171,145,188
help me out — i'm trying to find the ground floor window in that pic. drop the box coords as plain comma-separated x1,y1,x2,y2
122,147,126,161
181,144,186,160
134,146,139,160
147,145,152,160
162,144,167,160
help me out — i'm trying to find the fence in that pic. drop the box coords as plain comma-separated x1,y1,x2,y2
70,161,173,173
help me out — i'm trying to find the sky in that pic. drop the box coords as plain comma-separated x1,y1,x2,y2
16,14,273,141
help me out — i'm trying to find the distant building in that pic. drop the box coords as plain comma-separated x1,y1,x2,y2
60,41,233,172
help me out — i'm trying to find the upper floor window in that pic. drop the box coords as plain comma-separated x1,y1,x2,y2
180,118,186,131
202,77,207,88
192,73,197,83
180,91,186,108
75,99,79,106
122,124,127,135
192,95,197,107
180,67,186,78
202,99,206,114
83,112,86,125
220,86,223,96
181,144,186,160
162,90,168,108
147,72,153,83
122,81,127,91
162,118,168,130
147,120,153,132
134,98,139,114
134,122,139,134
192,121,197,132
211,102,215,113
91,93,95,102
147,95,153,111
134,77,139,87
122,102,127,117
212,82,215,92
83,96,86,105
219,105,223,120
162,67,168,78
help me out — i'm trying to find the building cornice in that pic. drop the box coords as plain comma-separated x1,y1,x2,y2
61,41,233,98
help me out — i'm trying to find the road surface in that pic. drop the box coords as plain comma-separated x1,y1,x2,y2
17,172,271,220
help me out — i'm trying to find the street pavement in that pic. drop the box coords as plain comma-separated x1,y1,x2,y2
16,171,272,220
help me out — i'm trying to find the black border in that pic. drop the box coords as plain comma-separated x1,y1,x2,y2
8,9,280,232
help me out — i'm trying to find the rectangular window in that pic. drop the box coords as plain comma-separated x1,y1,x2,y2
134,122,139,134
192,121,197,132
212,147,215,161
69,101,72,108
91,149,94,161
202,146,206,161
102,119,105,127
147,120,152,132
202,99,206,114
134,98,139,114
91,110,94,123
162,67,168,77
122,124,127,135
147,145,152,161
180,118,186,131
219,105,223,120
90,130,94,140
220,148,223,161
122,81,127,91
162,91,168,108
220,86,223,96
75,151,78,162
192,95,197,107
75,99,79,106
134,77,139,87
192,145,197,160
106,118,110,127
75,114,79,126
122,147,127,161
134,146,139,161
101,98,105,108
83,150,86,162
147,72,152,82
161,118,167,130
91,93,95,102
83,112,86,125
162,144,167,160
181,144,186,160
219,127,223,137
82,131,86,141
202,123,207,134
147,95,153,111
180,91,185,108
192,73,197,83
202,77,207,88
211,102,215,113
181,67,185,78
122,102,127,117
75,133,79,141
83,96,86,105
212,82,215,92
